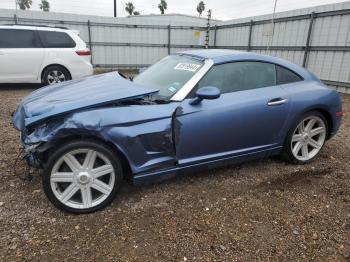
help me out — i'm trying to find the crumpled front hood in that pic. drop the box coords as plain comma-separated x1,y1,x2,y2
12,72,159,130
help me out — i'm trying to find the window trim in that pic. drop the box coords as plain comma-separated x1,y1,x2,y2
176,59,305,100
214,60,304,82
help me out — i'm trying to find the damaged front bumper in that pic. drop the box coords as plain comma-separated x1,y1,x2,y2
22,142,43,168
19,131,45,168
12,135,44,181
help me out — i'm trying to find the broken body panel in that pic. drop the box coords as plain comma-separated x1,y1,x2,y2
13,72,159,130
12,72,182,177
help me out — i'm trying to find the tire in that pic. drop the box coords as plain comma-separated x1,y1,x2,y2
42,140,123,214
281,111,328,164
42,65,71,86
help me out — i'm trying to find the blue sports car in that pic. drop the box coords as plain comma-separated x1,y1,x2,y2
13,50,343,213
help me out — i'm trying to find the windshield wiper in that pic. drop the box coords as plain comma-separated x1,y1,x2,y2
144,94,170,104
118,72,133,81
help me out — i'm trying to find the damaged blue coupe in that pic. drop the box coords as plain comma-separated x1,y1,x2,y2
12,50,342,213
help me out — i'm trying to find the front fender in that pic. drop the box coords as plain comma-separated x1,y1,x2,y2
25,104,179,174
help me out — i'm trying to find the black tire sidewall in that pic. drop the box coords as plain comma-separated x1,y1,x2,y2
42,140,123,214
42,66,70,86
282,111,328,164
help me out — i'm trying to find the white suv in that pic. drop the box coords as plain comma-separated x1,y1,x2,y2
0,25,93,85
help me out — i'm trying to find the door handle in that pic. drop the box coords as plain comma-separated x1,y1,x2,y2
267,98,288,106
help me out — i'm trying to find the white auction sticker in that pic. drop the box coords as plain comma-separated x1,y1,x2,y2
168,86,177,93
174,63,201,72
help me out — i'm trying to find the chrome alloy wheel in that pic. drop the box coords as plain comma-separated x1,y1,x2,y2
47,70,66,85
291,116,327,161
50,149,115,209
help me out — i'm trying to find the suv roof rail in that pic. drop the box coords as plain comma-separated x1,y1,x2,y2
3,24,69,30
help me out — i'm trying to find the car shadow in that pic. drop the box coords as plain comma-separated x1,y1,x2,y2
117,159,262,196
13,156,331,215
0,83,43,90
254,166,331,192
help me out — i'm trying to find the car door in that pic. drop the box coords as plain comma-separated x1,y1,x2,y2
0,28,44,83
174,61,291,165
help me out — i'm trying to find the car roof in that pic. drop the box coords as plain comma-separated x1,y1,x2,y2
177,49,317,81
0,24,71,32
178,49,245,60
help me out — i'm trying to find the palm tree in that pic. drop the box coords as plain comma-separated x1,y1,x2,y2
125,2,135,16
18,0,32,10
39,0,50,12
133,11,140,15
158,0,167,15
197,1,205,17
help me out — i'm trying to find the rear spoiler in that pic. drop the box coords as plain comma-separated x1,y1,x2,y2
71,29,81,36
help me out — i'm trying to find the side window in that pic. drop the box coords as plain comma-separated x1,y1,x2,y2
0,29,40,48
193,61,276,95
276,65,303,85
38,31,76,48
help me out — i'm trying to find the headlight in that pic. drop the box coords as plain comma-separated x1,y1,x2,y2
24,142,43,153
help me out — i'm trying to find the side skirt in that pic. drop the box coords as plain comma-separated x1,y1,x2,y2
133,146,282,185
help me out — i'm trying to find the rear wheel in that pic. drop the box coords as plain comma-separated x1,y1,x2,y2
43,141,123,213
42,65,70,86
282,112,328,164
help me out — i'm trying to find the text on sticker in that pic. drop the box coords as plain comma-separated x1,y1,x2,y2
174,63,201,72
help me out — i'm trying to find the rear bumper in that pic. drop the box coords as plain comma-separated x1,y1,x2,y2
70,60,93,80
329,114,342,139
328,92,343,139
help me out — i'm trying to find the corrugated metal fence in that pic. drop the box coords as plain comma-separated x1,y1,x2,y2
0,2,350,93
211,4,350,94
0,9,207,68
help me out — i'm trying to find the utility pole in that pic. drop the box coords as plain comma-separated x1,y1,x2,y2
14,0,18,24
205,9,211,49
267,0,278,51
114,0,117,17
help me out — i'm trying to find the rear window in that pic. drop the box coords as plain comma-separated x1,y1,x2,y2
276,65,303,85
38,31,76,48
0,29,40,48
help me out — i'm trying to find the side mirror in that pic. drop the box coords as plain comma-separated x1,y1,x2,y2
190,86,221,105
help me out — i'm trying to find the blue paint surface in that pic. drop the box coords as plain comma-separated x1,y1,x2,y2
12,50,342,184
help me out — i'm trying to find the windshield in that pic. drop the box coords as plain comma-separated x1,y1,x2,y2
133,55,204,98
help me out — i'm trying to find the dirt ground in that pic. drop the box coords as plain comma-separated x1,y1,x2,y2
0,87,349,261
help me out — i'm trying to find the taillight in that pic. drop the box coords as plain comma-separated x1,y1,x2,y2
335,111,343,117
76,49,91,56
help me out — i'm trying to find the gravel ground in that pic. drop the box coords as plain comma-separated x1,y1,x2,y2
0,87,349,261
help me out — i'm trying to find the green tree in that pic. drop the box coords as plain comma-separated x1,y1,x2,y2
18,0,32,10
158,0,167,14
133,11,140,15
39,0,50,12
125,2,135,16
196,1,205,17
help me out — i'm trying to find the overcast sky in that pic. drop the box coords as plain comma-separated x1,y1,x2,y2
0,0,347,20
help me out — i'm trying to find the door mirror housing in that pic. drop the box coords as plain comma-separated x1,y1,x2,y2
190,86,221,105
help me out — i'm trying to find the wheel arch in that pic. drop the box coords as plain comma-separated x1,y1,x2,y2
40,64,72,82
286,105,333,139
41,134,133,181
281,107,331,164
301,108,333,139
313,108,333,139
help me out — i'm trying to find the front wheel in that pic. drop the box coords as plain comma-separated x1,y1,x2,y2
42,141,123,213
282,112,328,164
